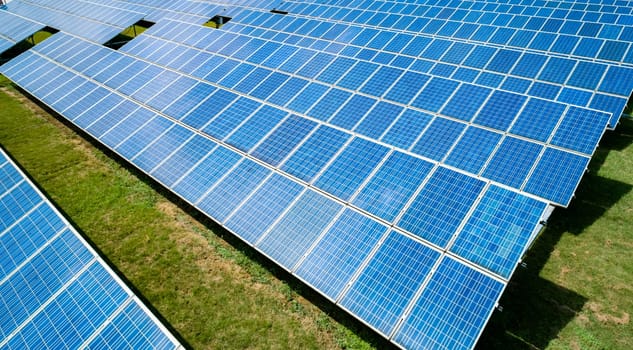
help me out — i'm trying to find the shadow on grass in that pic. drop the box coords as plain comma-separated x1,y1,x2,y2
477,119,633,350
14,85,633,350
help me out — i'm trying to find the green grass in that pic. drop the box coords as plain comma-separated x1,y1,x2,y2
1,74,632,349
104,24,150,49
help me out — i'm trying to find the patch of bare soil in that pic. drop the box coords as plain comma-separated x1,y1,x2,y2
587,302,630,325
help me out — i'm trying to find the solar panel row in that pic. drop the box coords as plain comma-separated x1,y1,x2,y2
79,0,234,24
0,148,181,349
116,18,600,206
3,0,141,43
24,0,144,28
279,0,633,58
1,32,553,349
220,8,632,127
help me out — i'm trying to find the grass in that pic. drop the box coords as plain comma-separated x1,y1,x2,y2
0,74,632,349
104,23,151,50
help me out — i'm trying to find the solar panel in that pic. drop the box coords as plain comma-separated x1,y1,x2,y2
0,148,182,349
0,11,45,53
2,1,633,349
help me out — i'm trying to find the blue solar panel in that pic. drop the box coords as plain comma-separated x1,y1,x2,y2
353,151,434,223
3,0,632,346
151,134,217,187
393,256,504,350
173,146,242,204
314,138,389,200
225,172,305,244
115,115,173,159
474,91,527,131
450,185,548,278
0,149,180,349
482,137,543,189
412,117,466,161
441,84,492,121
251,115,316,166
510,99,566,142
525,148,592,206
197,158,271,222
398,167,485,248
411,77,459,112
551,107,611,155
256,189,342,269
0,11,45,52
225,105,287,152
295,208,387,300
3,0,139,43
445,126,502,174
132,124,194,172
385,71,429,104
340,231,440,335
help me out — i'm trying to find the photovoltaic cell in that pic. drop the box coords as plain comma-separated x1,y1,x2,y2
384,71,430,104
510,99,566,142
381,109,433,150
256,189,342,269
551,107,610,155
329,94,376,129
525,148,591,206
474,91,526,131
225,105,287,152
281,126,351,182
202,97,260,140
441,84,491,121
173,146,242,204
151,135,217,187
225,173,305,244
354,101,403,139
314,138,389,200
482,137,543,189
411,118,466,161
196,158,271,222
353,151,434,223
251,115,316,166
445,127,502,174
411,77,459,112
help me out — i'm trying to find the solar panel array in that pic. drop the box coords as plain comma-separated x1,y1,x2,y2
1,0,632,349
0,148,182,349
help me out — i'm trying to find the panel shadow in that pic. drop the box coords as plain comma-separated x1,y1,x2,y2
477,120,633,349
